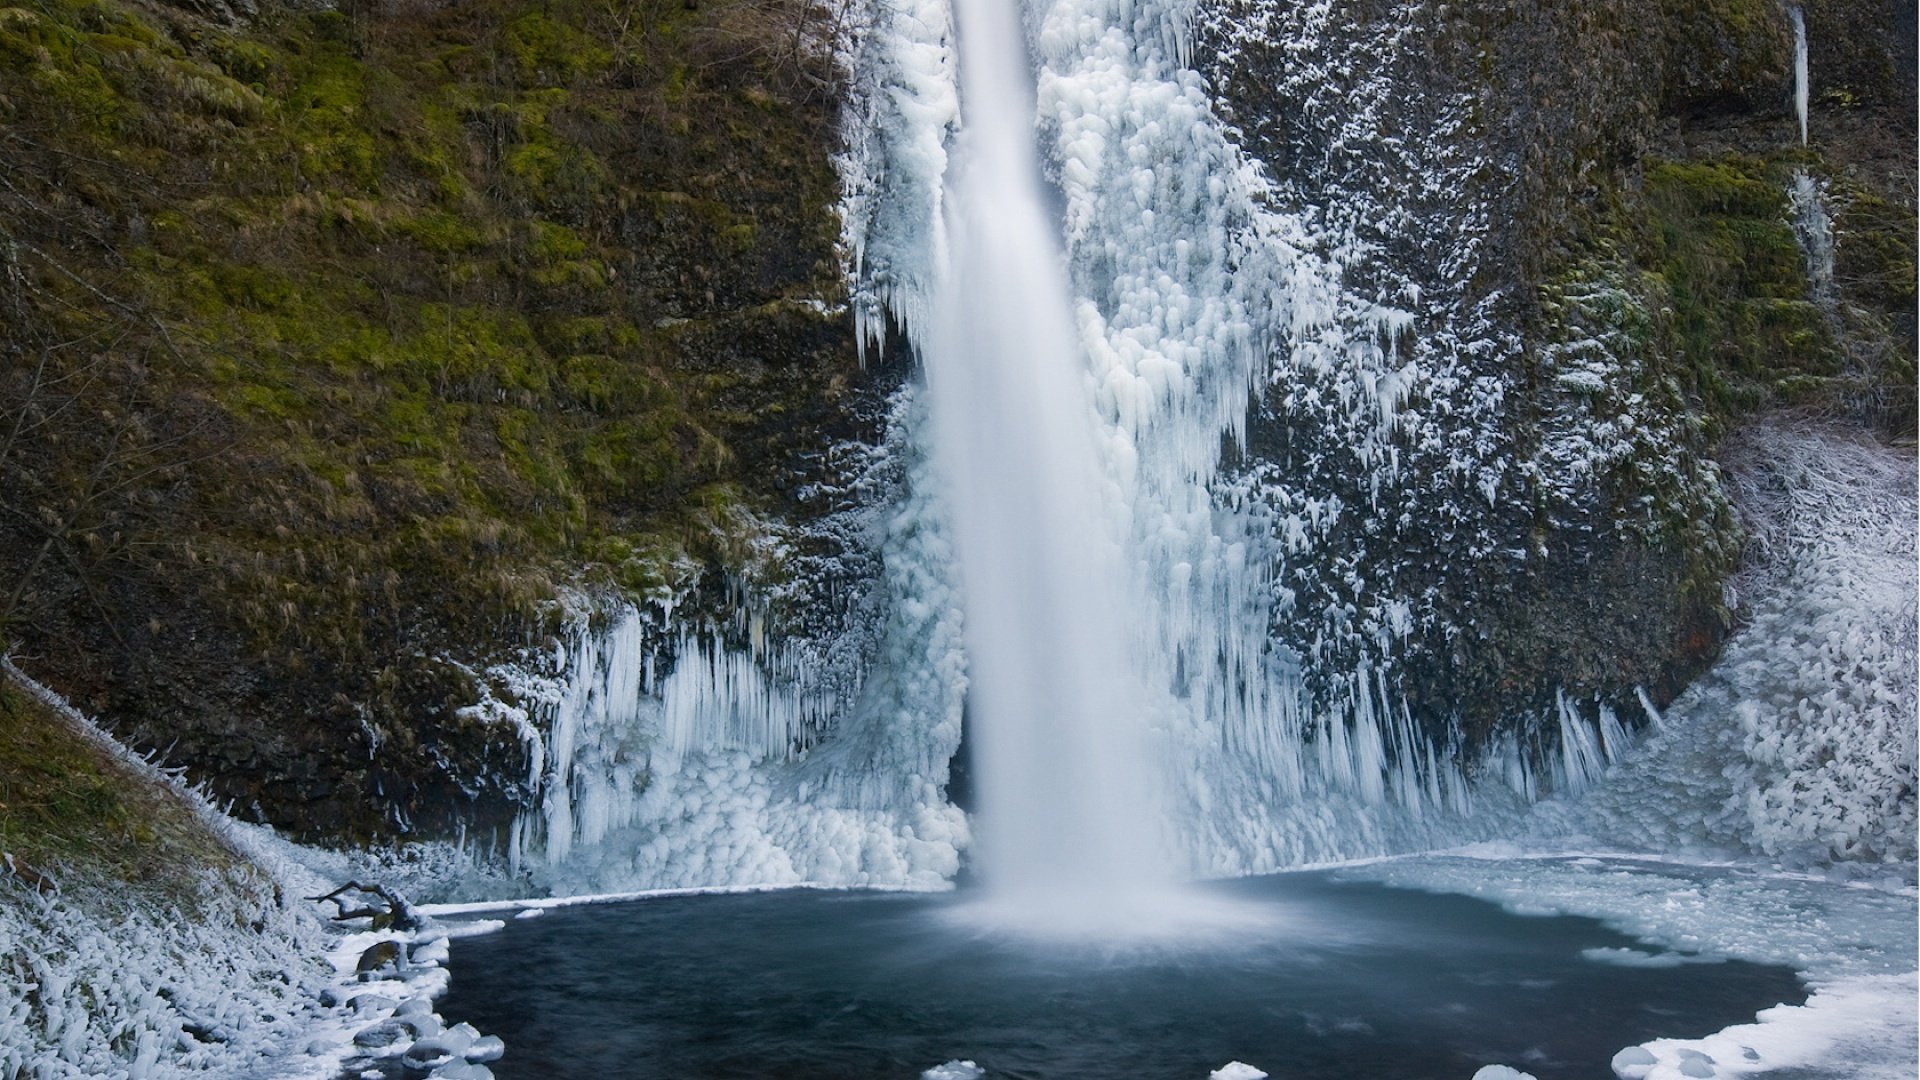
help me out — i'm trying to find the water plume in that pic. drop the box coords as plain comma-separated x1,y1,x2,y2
924,0,1172,917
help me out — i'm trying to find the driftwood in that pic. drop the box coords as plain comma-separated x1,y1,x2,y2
2,851,56,894
308,880,423,932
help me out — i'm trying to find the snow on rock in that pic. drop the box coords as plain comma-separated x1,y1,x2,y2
1472,1067,1539,1080
1611,973,1920,1080
1612,1046,1660,1078
921,1060,986,1080
1525,422,1918,875
1209,1062,1270,1079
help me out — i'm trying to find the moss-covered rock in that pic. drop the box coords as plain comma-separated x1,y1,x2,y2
0,0,876,842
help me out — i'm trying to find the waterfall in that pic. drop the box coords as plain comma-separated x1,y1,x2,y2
927,0,1170,905
1791,5,1809,144
844,0,1533,889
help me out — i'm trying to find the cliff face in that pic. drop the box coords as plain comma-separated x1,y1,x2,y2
1,0,1910,850
0,0,894,841
1196,0,1914,748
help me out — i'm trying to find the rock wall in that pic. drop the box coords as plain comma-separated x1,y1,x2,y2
0,0,1909,853
1196,0,1914,751
0,0,895,843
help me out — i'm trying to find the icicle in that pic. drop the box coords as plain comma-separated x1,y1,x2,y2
1790,6,1809,144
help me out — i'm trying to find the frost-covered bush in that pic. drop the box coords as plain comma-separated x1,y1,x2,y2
1716,424,1917,866
0,871,331,1080
1534,422,1916,873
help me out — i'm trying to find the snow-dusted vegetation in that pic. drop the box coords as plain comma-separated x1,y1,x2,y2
0,667,334,1079
1528,422,1917,874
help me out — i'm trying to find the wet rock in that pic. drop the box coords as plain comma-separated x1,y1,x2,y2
402,1036,460,1072
352,1020,410,1049
356,941,404,980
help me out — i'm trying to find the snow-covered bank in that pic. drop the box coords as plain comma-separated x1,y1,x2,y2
0,874,332,1079
1,659,332,1079
0,662,503,1080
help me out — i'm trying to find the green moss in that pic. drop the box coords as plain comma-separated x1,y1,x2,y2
503,11,611,86
0,682,239,899
1638,154,1842,417
0,0,855,839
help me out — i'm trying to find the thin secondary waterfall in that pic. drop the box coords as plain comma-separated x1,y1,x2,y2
1791,6,1809,144
926,0,1169,909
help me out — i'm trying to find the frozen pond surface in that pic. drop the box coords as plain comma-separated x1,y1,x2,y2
440,869,1807,1079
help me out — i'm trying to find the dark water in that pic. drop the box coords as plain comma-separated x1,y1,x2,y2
441,873,1804,1080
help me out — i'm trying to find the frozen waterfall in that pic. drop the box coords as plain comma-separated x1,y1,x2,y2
1791,5,1809,145
487,0,1748,898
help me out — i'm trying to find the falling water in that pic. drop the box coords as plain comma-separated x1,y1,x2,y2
924,0,1170,916
1791,6,1809,144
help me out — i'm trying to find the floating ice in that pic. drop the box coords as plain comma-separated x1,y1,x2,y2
1582,947,1726,969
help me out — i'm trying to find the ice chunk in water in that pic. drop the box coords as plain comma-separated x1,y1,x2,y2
1611,1045,1658,1078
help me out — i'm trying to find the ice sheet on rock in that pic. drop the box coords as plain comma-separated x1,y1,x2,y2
921,1060,985,1080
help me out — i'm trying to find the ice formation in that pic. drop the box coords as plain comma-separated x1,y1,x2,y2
1787,170,1835,304
475,0,1914,904
472,387,968,895
844,0,1543,885
1524,423,1917,872
1791,6,1809,145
